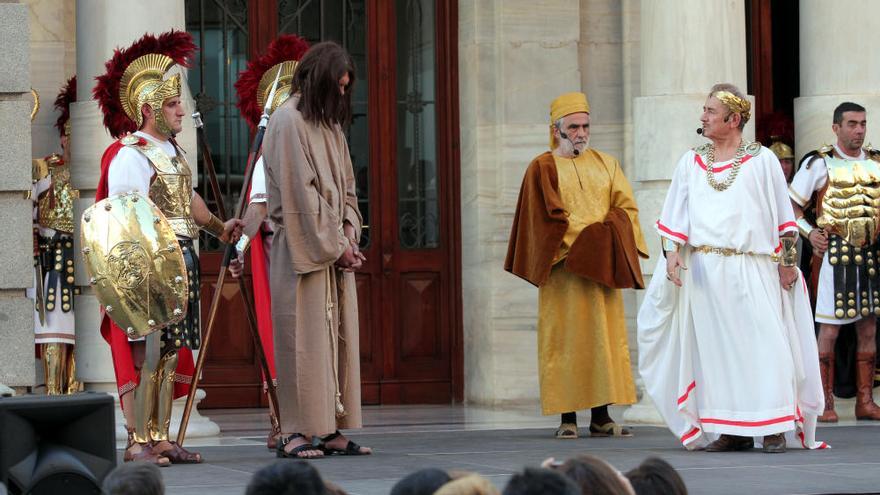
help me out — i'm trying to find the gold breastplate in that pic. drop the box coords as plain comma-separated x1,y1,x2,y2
36,155,79,234
817,157,880,247
124,137,198,238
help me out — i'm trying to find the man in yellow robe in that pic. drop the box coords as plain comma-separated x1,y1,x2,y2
505,92,648,439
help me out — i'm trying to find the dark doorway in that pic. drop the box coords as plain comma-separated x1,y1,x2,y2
747,0,800,147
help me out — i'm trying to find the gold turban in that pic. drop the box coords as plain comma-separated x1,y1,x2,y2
549,92,590,150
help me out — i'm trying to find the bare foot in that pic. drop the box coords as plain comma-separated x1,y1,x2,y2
282,435,324,459
153,439,203,464
124,442,170,467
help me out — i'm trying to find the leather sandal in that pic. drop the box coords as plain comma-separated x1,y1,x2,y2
589,421,633,437
123,429,170,467
317,430,372,456
555,423,578,439
157,441,203,464
277,433,324,459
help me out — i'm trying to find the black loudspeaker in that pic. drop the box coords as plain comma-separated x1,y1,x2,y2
0,392,116,495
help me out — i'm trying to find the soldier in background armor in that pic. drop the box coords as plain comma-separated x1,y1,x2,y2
769,137,796,183
789,101,880,422
29,77,82,395
90,31,241,466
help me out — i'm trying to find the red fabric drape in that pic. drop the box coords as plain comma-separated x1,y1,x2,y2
95,139,194,406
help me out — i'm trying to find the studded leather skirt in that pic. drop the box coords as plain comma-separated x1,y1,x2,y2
160,240,201,352
828,235,880,319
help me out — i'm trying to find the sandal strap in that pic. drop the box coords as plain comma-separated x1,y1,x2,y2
279,432,307,447
319,430,342,443
279,439,324,458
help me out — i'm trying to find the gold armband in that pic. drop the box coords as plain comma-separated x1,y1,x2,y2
203,214,225,239
780,236,798,267
796,216,814,239
661,236,681,253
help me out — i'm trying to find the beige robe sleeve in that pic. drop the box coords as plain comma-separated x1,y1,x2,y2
609,158,649,258
264,110,349,274
341,138,363,242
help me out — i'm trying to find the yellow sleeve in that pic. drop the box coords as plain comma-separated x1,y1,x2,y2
610,160,649,257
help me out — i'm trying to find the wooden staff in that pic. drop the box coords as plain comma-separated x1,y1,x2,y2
177,72,283,445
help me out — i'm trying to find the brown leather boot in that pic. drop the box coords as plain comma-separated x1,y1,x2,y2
855,352,880,420
818,352,838,423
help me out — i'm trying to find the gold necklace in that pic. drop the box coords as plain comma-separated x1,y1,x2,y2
705,141,747,192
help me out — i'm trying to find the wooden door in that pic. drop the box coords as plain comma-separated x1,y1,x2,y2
187,0,462,408
363,0,462,403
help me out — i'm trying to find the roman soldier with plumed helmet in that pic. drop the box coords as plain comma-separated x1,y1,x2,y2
30,76,82,395
86,31,241,466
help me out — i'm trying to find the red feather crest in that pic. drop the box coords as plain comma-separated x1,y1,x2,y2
54,75,76,137
235,34,310,129
93,30,198,138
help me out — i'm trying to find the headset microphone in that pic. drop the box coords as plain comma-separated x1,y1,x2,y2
696,128,703,135
561,132,580,156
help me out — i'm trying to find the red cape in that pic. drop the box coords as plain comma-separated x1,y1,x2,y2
96,138,194,405
246,182,276,383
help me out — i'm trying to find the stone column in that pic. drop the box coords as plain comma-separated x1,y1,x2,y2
71,0,214,439
459,0,582,405
794,0,880,159
624,0,752,424
794,0,880,420
0,2,37,394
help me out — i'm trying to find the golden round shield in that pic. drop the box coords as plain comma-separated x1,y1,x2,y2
80,191,189,338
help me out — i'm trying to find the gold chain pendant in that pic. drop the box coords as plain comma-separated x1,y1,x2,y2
705,141,747,192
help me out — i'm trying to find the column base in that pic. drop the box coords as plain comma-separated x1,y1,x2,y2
112,388,220,442
0,384,14,397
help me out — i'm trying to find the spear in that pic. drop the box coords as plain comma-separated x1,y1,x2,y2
177,68,283,445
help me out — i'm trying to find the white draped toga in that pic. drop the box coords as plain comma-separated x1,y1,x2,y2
637,146,828,450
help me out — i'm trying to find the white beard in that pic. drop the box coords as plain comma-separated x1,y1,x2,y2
554,136,589,158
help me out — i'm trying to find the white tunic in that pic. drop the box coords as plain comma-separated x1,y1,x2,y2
107,131,192,342
250,156,268,204
30,176,75,344
638,147,826,450
789,145,868,324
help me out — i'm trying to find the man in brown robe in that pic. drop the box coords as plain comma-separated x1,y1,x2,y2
262,41,370,459
505,92,648,439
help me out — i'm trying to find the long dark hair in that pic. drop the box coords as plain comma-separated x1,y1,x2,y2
290,41,355,128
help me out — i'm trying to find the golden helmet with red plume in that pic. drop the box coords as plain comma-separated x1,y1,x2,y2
235,34,310,129
93,31,197,138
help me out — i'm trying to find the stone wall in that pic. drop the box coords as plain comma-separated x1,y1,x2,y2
0,1,38,389
459,0,644,405
27,0,76,159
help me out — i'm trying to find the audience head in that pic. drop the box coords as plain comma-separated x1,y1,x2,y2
390,468,452,495
625,457,687,495
245,460,327,495
502,467,581,495
556,454,635,495
102,462,164,495
435,474,500,495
